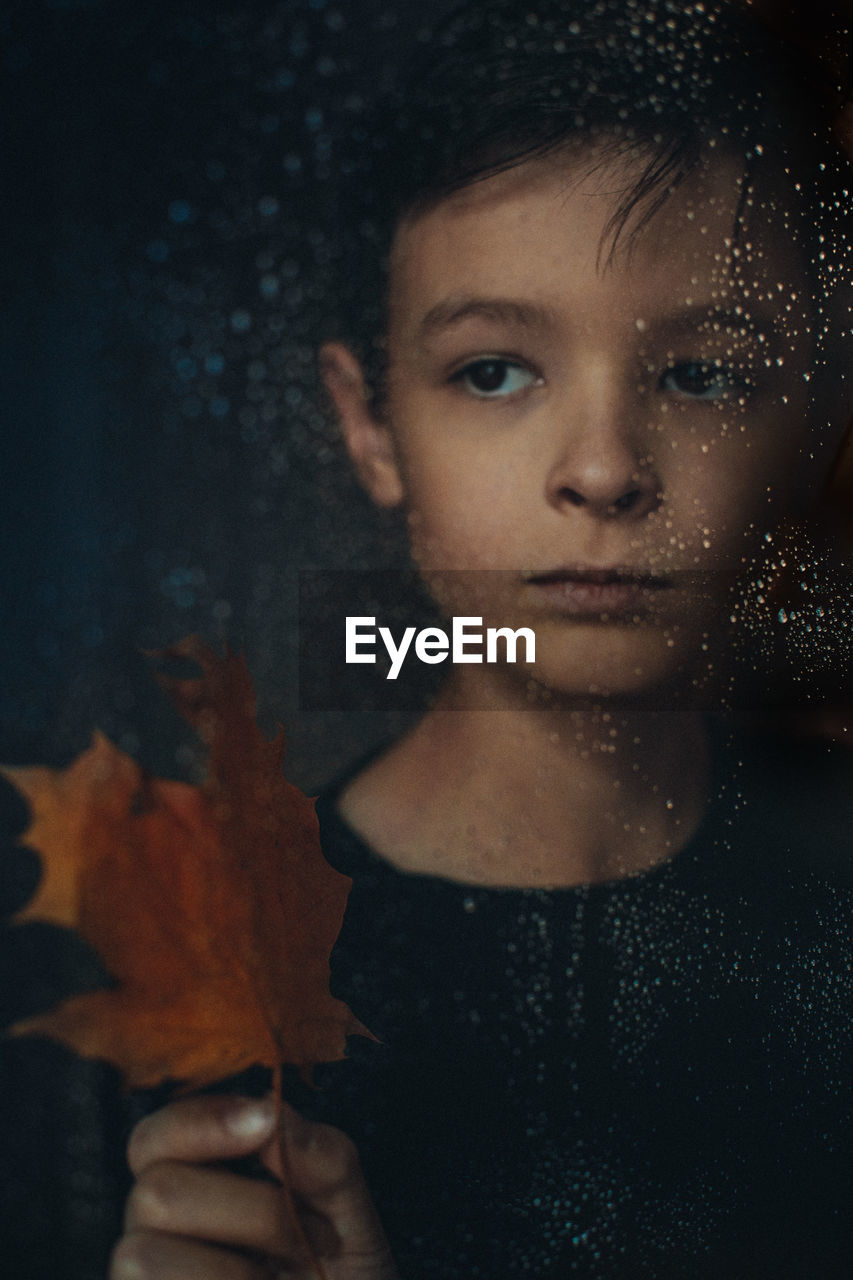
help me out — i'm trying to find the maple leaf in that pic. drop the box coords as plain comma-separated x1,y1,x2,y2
1,635,372,1092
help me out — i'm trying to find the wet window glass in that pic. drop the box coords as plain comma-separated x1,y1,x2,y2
2,3,853,1277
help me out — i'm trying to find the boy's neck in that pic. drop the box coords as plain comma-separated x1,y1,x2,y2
337,675,712,889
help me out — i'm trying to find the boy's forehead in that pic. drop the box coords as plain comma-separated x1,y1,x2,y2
387,148,810,336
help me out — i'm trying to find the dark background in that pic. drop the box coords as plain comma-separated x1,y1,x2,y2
0,0,439,794
0,3,438,1275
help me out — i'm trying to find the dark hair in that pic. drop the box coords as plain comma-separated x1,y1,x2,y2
325,0,852,394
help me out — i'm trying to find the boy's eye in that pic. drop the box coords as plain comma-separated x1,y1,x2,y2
453,358,540,398
659,360,752,402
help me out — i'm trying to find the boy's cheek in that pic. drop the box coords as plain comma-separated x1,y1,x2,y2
417,568,532,623
404,502,510,571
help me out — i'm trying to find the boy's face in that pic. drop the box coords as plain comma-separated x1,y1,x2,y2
325,148,825,701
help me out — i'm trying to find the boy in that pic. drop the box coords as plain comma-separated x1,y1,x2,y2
110,1,853,1277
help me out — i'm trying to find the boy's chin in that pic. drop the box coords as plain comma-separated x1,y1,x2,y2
513,621,717,710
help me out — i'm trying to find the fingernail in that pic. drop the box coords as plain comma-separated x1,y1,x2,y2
112,1254,146,1280
225,1095,276,1139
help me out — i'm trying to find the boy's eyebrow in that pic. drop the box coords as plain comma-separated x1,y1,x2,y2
659,302,786,339
416,297,789,341
417,295,558,338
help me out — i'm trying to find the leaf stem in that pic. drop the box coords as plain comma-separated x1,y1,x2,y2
272,1063,330,1280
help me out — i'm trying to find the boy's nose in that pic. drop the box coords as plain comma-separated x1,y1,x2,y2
545,421,662,521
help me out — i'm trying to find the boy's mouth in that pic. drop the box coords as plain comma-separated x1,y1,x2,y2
523,567,673,616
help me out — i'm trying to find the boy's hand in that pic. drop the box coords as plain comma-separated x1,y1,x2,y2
109,1093,399,1280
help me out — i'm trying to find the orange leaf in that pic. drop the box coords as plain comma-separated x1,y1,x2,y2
2,635,372,1091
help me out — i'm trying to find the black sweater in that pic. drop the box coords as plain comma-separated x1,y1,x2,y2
308,730,853,1278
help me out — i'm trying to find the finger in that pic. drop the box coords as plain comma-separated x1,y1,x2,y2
124,1159,319,1265
261,1107,392,1261
128,1095,277,1176
110,1229,270,1280
261,1103,360,1195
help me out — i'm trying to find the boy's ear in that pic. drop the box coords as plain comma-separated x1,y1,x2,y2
318,342,405,508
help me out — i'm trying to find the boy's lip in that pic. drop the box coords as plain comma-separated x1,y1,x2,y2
523,567,673,616
524,567,673,587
